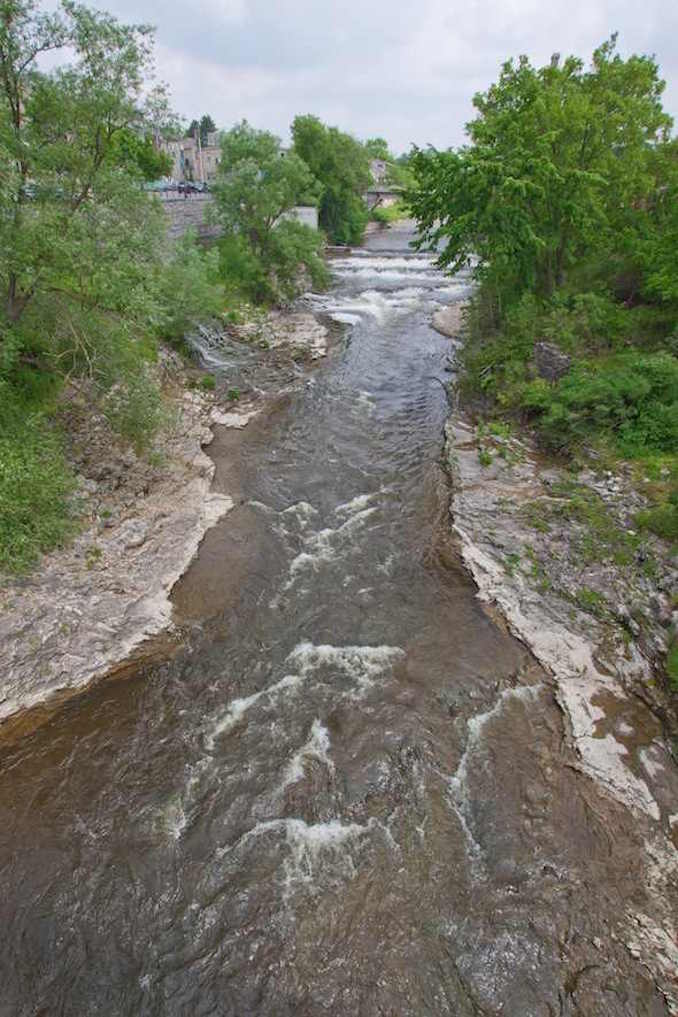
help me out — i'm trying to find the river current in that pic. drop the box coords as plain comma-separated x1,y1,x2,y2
0,226,669,1015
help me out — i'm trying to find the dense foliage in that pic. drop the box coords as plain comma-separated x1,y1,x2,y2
212,121,328,303
0,0,224,571
410,37,678,545
292,115,372,245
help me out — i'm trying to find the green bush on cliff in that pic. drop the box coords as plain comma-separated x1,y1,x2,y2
0,387,76,574
520,352,678,455
0,0,224,573
155,235,226,341
411,37,678,497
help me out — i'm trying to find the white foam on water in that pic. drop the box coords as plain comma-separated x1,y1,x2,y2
281,718,335,790
206,672,303,748
273,500,319,541
355,390,375,415
283,818,370,886
329,312,362,325
448,685,541,862
248,499,274,515
161,795,188,840
330,256,437,274
336,270,439,285
218,816,373,892
335,492,375,516
284,505,377,587
157,756,213,840
207,640,403,752
287,640,404,694
311,287,427,323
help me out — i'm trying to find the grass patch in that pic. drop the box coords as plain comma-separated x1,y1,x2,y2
522,481,642,565
0,386,77,576
370,200,409,225
636,498,678,544
667,642,678,691
574,586,607,618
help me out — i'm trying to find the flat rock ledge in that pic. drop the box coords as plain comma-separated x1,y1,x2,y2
445,417,678,1012
0,391,260,728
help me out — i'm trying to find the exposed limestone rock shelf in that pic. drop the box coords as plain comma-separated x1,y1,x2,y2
444,417,678,1011
0,388,235,726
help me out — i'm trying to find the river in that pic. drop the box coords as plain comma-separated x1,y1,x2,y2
0,225,670,1015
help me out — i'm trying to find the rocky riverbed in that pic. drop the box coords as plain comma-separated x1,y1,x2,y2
0,310,329,737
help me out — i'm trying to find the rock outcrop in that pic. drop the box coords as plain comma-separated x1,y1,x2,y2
445,417,678,1012
0,387,234,726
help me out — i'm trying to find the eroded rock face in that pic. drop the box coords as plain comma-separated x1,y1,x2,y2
445,416,678,1012
0,387,234,725
533,340,572,381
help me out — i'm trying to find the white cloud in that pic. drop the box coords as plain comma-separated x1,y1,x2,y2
51,0,678,151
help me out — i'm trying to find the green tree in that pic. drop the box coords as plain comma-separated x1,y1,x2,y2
212,120,326,303
409,37,672,311
365,137,391,161
108,128,172,180
186,114,217,145
292,114,371,245
0,0,170,329
633,138,678,304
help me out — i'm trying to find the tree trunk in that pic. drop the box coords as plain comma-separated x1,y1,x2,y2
5,274,28,323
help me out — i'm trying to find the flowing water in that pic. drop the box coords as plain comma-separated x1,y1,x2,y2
0,226,670,1015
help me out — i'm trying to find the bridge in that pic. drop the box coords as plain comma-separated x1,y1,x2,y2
364,186,403,211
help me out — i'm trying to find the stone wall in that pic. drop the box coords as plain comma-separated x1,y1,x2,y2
162,194,221,242
162,194,318,242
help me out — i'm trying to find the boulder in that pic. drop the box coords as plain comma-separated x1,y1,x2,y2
534,341,571,382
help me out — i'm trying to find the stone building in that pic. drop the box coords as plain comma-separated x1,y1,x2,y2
369,158,388,184
161,131,222,183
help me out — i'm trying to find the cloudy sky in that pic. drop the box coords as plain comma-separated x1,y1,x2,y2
89,0,677,152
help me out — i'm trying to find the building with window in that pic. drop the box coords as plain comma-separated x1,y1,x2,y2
161,131,221,183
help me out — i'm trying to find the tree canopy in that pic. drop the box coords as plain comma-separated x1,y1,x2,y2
292,114,371,245
409,37,672,309
0,0,172,327
186,114,217,145
212,121,326,302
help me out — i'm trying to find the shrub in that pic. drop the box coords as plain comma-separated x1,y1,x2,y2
521,352,678,455
370,201,409,225
636,488,678,543
667,641,678,691
155,234,226,341
0,387,76,575
102,372,166,454
219,220,328,305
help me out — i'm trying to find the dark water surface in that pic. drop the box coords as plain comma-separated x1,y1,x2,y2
0,227,668,1015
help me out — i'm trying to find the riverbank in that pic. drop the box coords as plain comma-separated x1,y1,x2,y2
440,310,678,1011
0,310,329,738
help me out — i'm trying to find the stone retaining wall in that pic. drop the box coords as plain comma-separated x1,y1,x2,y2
161,193,319,242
